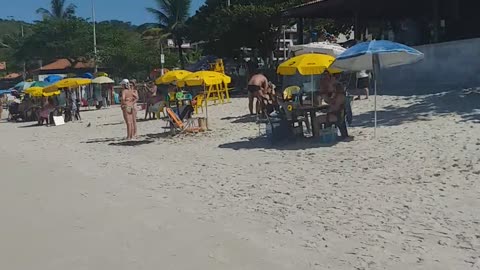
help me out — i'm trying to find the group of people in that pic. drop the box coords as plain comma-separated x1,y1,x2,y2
246,69,356,141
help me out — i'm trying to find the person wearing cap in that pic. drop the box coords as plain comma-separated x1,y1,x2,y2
120,79,139,139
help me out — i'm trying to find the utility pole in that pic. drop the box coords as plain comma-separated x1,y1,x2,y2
160,42,165,76
21,24,26,80
92,0,98,74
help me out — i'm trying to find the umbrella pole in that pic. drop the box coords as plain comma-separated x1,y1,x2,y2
372,54,380,138
374,76,377,138
311,74,314,106
204,84,208,130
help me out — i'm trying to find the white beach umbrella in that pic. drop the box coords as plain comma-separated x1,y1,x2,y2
92,77,115,84
289,42,346,57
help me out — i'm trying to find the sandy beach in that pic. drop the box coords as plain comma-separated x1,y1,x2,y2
1,91,479,270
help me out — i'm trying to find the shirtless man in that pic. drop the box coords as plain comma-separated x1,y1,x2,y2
247,73,270,115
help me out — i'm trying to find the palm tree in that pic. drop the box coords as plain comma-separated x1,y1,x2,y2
147,0,191,68
36,0,77,19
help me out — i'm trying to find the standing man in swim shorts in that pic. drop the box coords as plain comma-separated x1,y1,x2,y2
247,73,269,115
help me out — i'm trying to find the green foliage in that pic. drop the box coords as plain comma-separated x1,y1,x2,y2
188,0,352,63
36,0,77,19
16,18,92,63
146,0,192,68
188,0,303,62
5,18,179,80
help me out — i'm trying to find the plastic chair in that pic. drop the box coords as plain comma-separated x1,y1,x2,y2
283,86,301,101
167,92,176,107
192,94,204,114
148,101,166,119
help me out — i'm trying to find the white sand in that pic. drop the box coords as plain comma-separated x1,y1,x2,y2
0,92,479,270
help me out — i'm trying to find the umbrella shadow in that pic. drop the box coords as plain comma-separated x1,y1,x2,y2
82,132,172,145
352,91,480,127
218,136,342,151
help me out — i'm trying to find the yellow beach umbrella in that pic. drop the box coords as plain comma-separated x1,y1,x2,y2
277,53,341,75
55,78,91,88
43,84,60,93
156,70,192,85
44,78,91,93
177,71,231,87
24,86,60,97
24,86,44,95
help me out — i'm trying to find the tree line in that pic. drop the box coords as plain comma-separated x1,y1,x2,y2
0,0,352,79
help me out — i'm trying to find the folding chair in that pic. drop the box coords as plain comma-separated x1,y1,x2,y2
165,107,201,134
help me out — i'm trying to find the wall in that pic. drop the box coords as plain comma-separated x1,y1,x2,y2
380,38,480,95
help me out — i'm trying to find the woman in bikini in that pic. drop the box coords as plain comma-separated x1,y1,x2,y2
129,79,139,138
120,79,139,140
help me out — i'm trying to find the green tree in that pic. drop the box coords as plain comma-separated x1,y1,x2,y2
15,18,92,64
141,28,169,55
188,0,352,65
36,0,77,19
146,0,191,69
188,0,302,65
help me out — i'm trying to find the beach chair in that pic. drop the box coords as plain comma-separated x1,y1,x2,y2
147,101,166,119
165,107,201,134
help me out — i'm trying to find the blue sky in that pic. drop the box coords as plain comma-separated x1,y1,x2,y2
0,0,205,25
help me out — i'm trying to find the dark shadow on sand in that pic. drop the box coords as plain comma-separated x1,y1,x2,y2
352,91,480,128
221,114,257,124
17,123,44,128
82,132,172,145
83,137,124,144
98,121,124,127
109,140,154,146
218,136,342,151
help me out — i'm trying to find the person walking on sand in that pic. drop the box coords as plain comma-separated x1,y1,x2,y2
355,70,369,100
247,73,270,115
0,94,4,120
120,79,138,140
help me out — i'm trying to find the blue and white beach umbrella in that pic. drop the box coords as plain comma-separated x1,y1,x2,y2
332,40,424,137
332,40,424,71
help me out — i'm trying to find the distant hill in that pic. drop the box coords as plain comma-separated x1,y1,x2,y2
0,19,31,39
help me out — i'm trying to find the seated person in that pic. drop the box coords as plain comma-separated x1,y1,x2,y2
316,83,351,139
38,98,55,126
318,71,335,97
